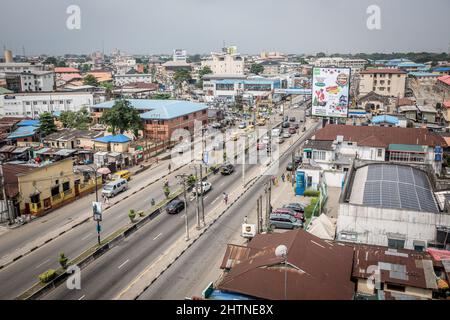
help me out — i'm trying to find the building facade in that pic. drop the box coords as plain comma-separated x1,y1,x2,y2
0,92,96,117
114,73,153,86
359,69,407,97
201,52,245,75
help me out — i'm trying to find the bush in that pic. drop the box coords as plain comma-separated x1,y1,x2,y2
138,210,144,217
304,197,319,219
163,186,170,198
128,209,136,222
303,189,320,197
58,252,68,269
39,269,56,284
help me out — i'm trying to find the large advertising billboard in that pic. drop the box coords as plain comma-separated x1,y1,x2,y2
312,67,351,118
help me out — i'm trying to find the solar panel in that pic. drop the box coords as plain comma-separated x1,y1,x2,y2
361,164,438,213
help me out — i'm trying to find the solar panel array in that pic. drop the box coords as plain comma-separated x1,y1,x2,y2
362,164,438,213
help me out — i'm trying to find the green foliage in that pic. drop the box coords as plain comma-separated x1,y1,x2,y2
56,61,67,67
44,57,58,65
304,197,319,219
316,52,326,58
100,99,143,136
151,93,171,100
250,63,264,75
80,64,91,73
187,174,197,187
83,74,99,87
138,210,145,217
58,252,68,269
173,69,191,84
198,66,212,79
59,107,92,130
187,54,201,63
128,209,136,222
39,112,57,136
39,269,56,283
303,189,320,197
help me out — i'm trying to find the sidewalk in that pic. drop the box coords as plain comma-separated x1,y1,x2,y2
323,187,341,219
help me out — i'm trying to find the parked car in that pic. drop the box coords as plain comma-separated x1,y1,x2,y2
269,213,303,230
273,208,304,221
282,132,291,138
166,198,185,214
294,155,302,166
286,162,295,171
271,128,281,137
101,178,128,198
289,117,296,122
289,127,297,134
283,116,289,122
213,140,224,150
220,163,234,175
211,122,222,129
274,137,285,144
175,141,191,153
192,181,212,195
293,123,299,129
282,122,290,128
283,202,306,215
238,122,247,129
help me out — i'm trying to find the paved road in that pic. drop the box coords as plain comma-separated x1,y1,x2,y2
139,117,317,299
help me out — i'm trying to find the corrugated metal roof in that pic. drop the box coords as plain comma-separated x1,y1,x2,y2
7,126,38,139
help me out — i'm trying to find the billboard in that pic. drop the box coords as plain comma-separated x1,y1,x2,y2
312,67,351,118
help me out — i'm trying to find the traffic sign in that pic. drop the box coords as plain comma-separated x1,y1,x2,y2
92,201,102,221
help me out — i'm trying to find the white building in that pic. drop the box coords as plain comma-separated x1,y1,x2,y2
359,68,407,97
312,57,368,73
0,62,44,73
303,124,445,175
337,163,450,251
0,92,98,118
18,71,55,92
201,52,245,75
114,74,153,86
113,57,137,75
173,49,187,62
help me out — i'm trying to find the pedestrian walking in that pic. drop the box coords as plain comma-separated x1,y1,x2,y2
281,173,285,182
223,192,229,205
168,163,171,172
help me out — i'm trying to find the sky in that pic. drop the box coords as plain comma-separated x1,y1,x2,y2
0,0,449,56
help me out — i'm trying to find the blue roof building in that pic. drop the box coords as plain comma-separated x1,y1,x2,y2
17,119,40,127
371,115,399,125
8,126,39,139
94,134,131,143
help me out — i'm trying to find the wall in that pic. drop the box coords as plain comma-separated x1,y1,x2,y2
111,142,130,153
359,73,406,97
337,203,450,249
324,171,346,188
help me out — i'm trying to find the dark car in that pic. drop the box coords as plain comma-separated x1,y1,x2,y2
286,162,295,171
220,162,234,175
294,155,302,166
283,202,306,213
289,117,296,122
282,122,290,128
283,116,289,122
289,127,297,134
293,123,299,129
166,199,185,214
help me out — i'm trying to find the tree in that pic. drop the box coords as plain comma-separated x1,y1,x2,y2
81,63,91,73
44,57,58,65
56,61,67,67
250,63,264,75
100,99,143,136
198,66,212,79
101,82,114,100
151,93,171,100
316,52,326,58
59,107,92,130
83,74,99,87
39,112,57,136
173,69,192,84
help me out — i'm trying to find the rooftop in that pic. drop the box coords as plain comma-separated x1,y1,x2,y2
94,134,131,143
44,129,103,141
7,125,38,139
438,75,450,86
217,229,355,300
312,124,445,148
371,115,399,125
94,99,208,120
54,67,80,73
360,68,407,75
349,163,439,213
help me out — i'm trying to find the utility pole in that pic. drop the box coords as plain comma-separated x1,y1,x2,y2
256,197,260,234
242,138,246,186
194,166,201,230
199,163,205,226
0,164,13,225
291,151,295,187
179,174,190,241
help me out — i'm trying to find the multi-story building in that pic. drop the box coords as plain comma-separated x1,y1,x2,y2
359,69,407,97
0,92,97,118
114,73,153,86
0,62,44,73
91,99,208,141
201,52,245,75
303,124,446,174
202,75,281,103
312,57,368,73
1,71,55,92
113,57,137,75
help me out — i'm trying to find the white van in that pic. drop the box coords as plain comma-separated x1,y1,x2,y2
102,178,128,198
271,128,281,137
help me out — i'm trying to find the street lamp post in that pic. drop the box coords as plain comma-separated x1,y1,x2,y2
85,164,101,246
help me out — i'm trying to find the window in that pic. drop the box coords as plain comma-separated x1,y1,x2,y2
386,284,405,293
183,115,189,120
312,150,326,161
202,110,206,114
51,185,60,197
62,181,70,192
30,193,40,204
377,149,383,157
388,238,405,249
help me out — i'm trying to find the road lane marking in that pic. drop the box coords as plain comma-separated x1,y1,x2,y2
211,196,220,204
81,233,92,241
118,259,130,269
204,195,209,200
78,295,85,300
219,182,225,187
153,233,162,241
35,259,50,269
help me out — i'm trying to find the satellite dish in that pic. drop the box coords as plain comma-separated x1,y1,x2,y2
275,245,288,258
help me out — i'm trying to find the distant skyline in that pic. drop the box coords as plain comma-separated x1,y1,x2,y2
1,0,449,56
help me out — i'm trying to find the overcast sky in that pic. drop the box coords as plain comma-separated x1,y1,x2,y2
0,0,449,56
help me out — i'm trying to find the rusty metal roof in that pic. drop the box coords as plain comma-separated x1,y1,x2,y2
217,229,355,300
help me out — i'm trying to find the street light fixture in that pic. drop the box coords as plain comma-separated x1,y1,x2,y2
80,164,101,246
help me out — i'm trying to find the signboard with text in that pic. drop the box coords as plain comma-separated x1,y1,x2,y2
312,67,350,118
